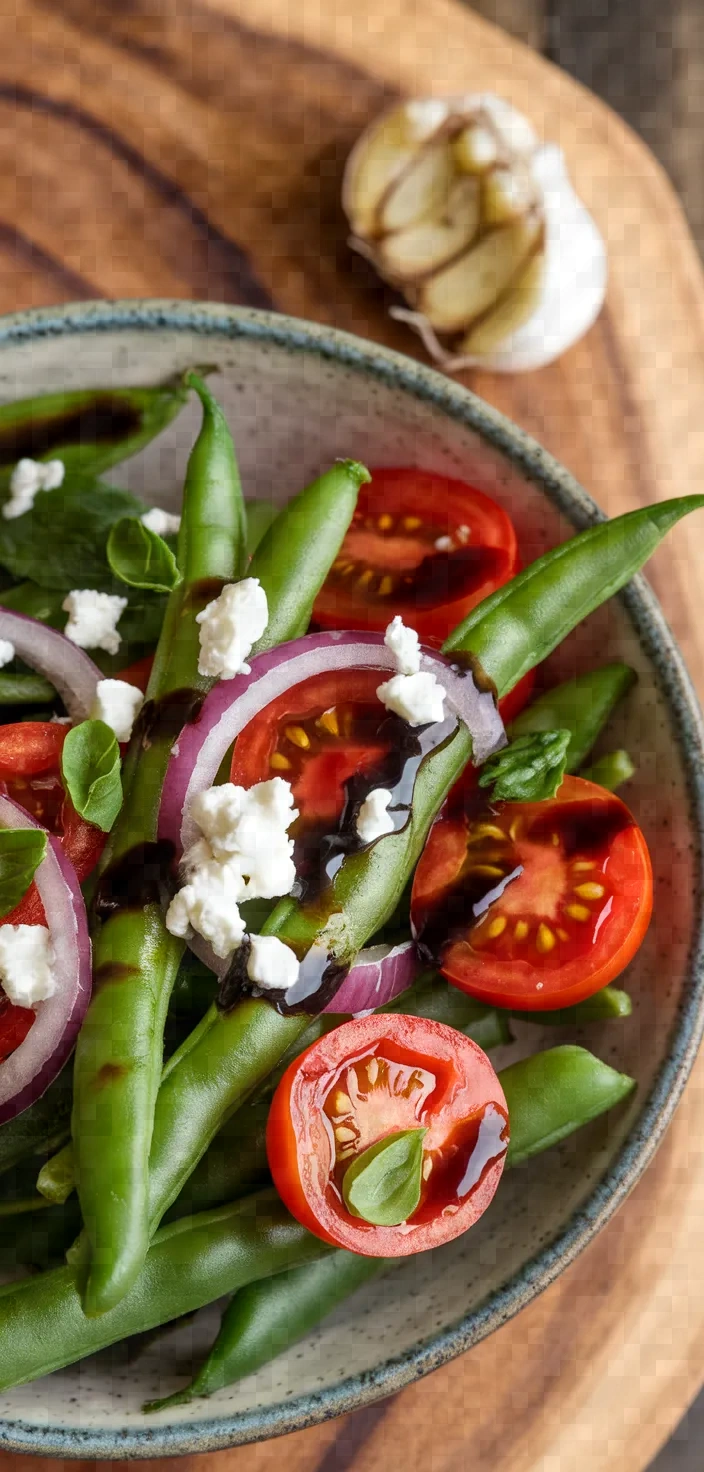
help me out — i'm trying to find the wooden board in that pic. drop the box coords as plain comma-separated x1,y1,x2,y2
1,1,704,1468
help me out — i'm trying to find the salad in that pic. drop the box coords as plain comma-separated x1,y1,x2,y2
0,370,698,1404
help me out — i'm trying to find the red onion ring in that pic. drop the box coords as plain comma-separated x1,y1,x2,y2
0,609,101,721
159,630,504,860
0,795,92,1123
186,931,419,1014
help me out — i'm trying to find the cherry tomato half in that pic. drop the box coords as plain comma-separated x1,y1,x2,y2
312,468,519,642
411,775,653,1011
267,1013,509,1256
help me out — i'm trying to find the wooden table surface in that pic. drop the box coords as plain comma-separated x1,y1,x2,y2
1,0,704,1468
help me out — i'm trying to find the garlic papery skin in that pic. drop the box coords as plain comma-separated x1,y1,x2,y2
344,94,606,375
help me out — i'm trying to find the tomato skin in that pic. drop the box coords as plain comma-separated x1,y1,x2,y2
267,1013,509,1256
117,653,154,693
497,669,536,726
0,721,105,892
0,996,34,1062
313,468,519,642
0,722,67,779
411,776,653,1011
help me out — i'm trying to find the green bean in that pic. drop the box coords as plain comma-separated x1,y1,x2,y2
0,378,190,483
581,750,635,791
72,373,247,1318
0,672,56,705
145,495,704,1241
149,1044,634,1407
36,1143,75,1206
244,499,277,556
0,1189,325,1391
247,460,370,654
508,663,636,771
512,987,632,1025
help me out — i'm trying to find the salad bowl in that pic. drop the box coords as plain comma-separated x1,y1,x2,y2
0,299,701,1458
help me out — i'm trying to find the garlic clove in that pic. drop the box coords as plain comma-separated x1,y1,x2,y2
453,123,499,174
417,211,543,333
467,93,538,157
458,250,545,355
482,162,539,225
404,98,452,141
378,139,456,234
343,106,420,238
379,176,480,280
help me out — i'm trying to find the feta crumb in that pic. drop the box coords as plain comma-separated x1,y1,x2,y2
0,924,56,1007
356,788,395,844
140,506,182,537
51,714,72,725
3,458,65,519
196,578,269,679
456,524,471,544
0,640,14,669
90,679,144,743
247,933,300,993
384,615,421,676
165,856,247,959
62,590,127,656
377,670,447,726
434,535,454,553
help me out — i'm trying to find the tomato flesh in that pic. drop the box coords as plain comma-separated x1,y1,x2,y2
267,1013,509,1256
0,995,34,1062
411,775,652,1010
312,468,519,642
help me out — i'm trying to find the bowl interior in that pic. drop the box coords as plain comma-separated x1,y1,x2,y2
0,306,700,1456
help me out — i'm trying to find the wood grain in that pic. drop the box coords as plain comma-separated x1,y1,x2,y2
0,1,702,1469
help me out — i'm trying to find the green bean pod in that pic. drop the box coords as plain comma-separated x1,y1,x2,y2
508,663,636,771
581,750,635,791
149,1044,634,1408
0,672,57,706
0,377,191,484
512,986,632,1025
146,495,703,1236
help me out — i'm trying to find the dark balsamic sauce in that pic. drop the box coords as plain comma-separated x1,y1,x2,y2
135,688,205,749
0,395,143,464
93,839,176,919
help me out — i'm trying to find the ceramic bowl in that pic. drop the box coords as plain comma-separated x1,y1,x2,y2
0,301,701,1458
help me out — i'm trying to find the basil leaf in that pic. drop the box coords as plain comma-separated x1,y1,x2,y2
0,828,47,919
479,728,571,804
0,477,149,591
342,1128,427,1227
107,517,181,593
61,720,123,832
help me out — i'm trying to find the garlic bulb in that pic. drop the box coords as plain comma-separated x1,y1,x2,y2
343,94,607,374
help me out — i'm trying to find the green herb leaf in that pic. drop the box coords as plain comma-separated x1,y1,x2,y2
479,728,571,803
0,477,150,591
60,720,123,832
107,517,182,593
0,828,47,919
342,1128,427,1227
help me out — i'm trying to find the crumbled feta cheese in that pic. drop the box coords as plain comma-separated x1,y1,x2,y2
246,933,300,993
165,856,247,959
377,670,447,726
196,578,269,679
51,714,72,725
384,615,421,676
434,535,454,553
0,924,56,1007
62,590,127,655
140,506,182,537
90,679,144,743
357,788,395,844
0,640,14,669
3,458,65,519
456,524,470,544
167,778,299,957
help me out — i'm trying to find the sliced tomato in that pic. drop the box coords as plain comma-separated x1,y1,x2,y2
117,653,154,693
0,995,34,1062
411,775,652,1010
267,1013,509,1256
312,468,519,642
0,722,105,901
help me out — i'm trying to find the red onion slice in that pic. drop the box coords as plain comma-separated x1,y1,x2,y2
185,930,418,1015
0,795,92,1123
159,630,504,860
0,609,101,721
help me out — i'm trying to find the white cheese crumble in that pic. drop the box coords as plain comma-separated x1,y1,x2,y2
90,679,144,743
196,578,269,679
3,458,65,520
62,590,127,656
0,924,56,1007
247,933,300,993
377,670,447,726
456,524,470,544
0,640,14,669
356,788,395,844
434,535,454,553
166,778,298,958
384,614,421,676
378,616,447,726
140,506,182,537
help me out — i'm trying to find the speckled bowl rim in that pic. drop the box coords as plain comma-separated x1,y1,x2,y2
0,300,702,1459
